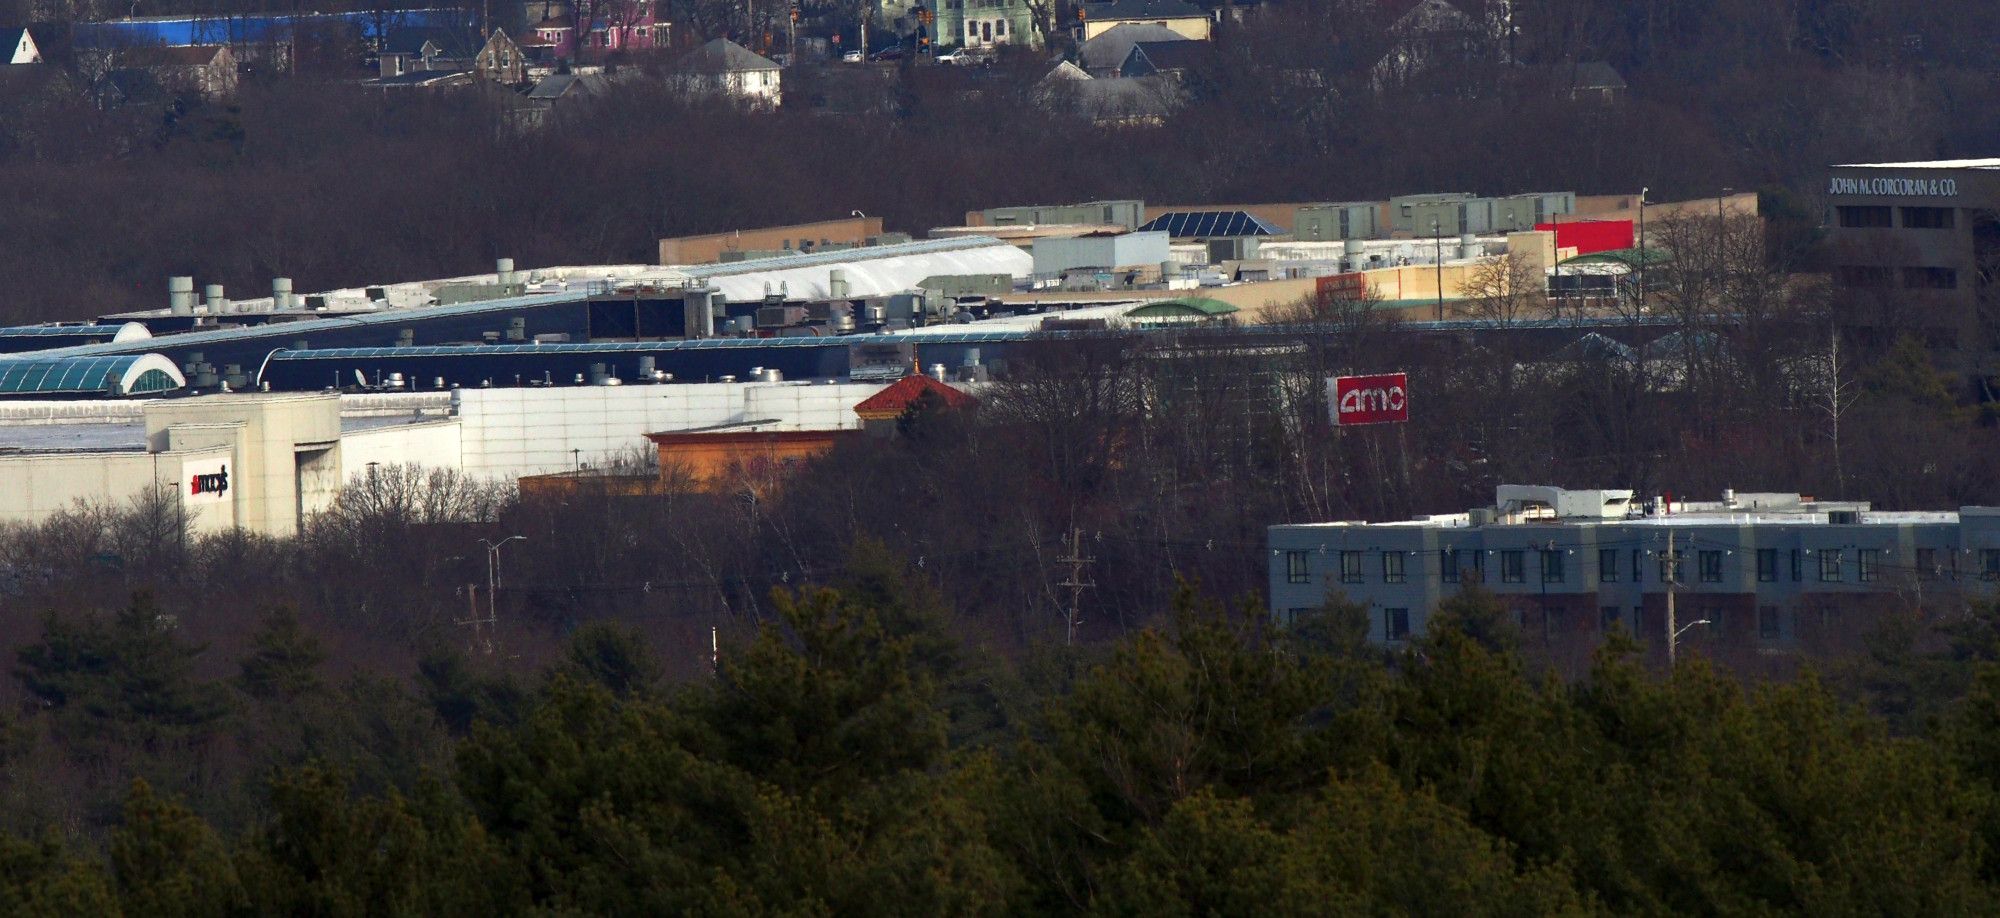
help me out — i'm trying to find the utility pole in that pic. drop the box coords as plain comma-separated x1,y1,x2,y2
1432,217,1444,320
1057,527,1094,645
1664,529,1676,665
1637,186,1647,310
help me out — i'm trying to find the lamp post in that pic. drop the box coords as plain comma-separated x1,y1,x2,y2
1669,618,1711,665
1431,216,1444,320
478,535,528,626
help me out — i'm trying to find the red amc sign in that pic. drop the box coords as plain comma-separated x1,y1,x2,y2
1329,373,1409,426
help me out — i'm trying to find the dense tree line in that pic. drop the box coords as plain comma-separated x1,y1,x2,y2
3,0,2000,320
7,559,2000,913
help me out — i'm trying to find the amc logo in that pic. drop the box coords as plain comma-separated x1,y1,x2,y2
1330,373,1410,426
189,466,229,497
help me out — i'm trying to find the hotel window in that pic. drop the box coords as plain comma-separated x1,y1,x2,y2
1631,607,1645,638
1383,551,1406,584
1858,548,1882,582
1658,551,1684,584
1598,548,1618,582
1706,608,1725,638
1902,206,1955,229
1501,550,1525,583
1286,608,1312,625
1339,551,1363,584
1541,550,1565,584
1756,548,1778,582
1441,549,1460,583
1758,606,1781,640
1836,265,1895,288
1384,608,1410,641
1791,548,1803,581
1836,205,1892,228
1632,549,1643,583
1985,549,2000,580
1903,266,1958,289
1916,548,1938,580
1699,550,1723,583
1601,606,1622,631
1819,548,1843,582
1284,551,1309,584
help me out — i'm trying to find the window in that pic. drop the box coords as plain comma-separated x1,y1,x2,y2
1601,606,1622,631
1339,550,1363,584
1836,205,1892,228
1284,551,1309,584
1756,548,1778,582
1658,551,1684,584
1903,266,1958,289
1285,608,1311,625
1902,206,1955,229
1820,606,1841,632
1501,550,1525,583
1758,605,1781,640
1383,551,1406,584
1791,548,1803,582
1699,550,1723,583
1917,548,1939,581
1441,549,1460,583
996,20,1005,35
1541,550,1565,584
969,22,977,34
1705,607,1724,637
1632,549,1643,583
1598,548,1619,582
1837,265,1895,288
1858,548,1880,582
1384,608,1410,641
1819,548,1843,582
1631,607,1645,638
1985,549,2000,580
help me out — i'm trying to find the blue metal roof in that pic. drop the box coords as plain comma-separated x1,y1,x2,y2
0,325,124,337
1137,211,1282,238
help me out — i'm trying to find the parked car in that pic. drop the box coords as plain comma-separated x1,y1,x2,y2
869,46,906,61
935,48,969,65
841,50,864,63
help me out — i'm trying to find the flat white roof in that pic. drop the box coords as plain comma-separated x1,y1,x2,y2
1831,158,2000,170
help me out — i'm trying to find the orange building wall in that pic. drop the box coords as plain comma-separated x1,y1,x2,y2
649,430,848,491
658,217,885,265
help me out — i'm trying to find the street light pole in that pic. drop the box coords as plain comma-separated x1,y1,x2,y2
478,535,528,627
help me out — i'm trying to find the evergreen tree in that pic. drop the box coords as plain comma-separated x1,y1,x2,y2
109,780,245,917
236,607,326,705
14,593,228,757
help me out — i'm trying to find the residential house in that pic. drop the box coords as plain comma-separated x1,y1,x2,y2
114,45,237,99
1557,59,1625,103
1118,39,1210,80
1374,0,1502,87
1077,0,1210,42
379,27,524,84
670,38,781,108
584,0,667,55
1036,62,1180,127
3,27,42,65
935,0,1038,51
527,14,575,60
1077,22,1185,76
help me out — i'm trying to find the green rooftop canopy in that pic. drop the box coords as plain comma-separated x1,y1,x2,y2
1560,247,1672,269
0,354,184,397
1125,297,1240,319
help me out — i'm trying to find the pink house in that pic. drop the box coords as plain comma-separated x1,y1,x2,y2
526,1,667,59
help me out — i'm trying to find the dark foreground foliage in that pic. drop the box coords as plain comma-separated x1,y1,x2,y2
7,568,2000,915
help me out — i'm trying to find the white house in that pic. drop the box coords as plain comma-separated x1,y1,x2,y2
3,28,42,65
670,38,781,108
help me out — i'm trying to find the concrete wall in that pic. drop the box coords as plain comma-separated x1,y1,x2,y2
144,393,341,536
451,381,887,480
340,419,465,482
1032,231,1172,275
658,216,882,265
0,448,231,530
